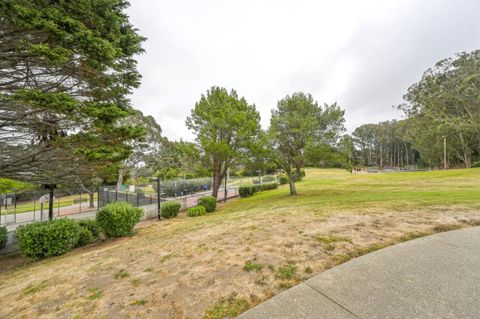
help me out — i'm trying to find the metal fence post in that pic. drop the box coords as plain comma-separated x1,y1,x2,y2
13,192,16,224
97,187,100,209
157,178,161,220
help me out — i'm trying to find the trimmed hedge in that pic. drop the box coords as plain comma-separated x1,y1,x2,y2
239,186,255,198
278,175,288,185
77,219,103,241
75,226,93,247
0,226,7,250
160,201,181,219
96,202,143,238
187,205,207,217
259,182,278,191
197,196,217,212
17,219,82,258
239,183,278,198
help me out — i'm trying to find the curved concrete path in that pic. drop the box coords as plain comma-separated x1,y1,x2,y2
238,227,480,319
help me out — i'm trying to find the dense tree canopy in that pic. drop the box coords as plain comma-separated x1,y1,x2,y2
268,92,345,195
0,0,145,184
400,50,480,168
186,86,261,198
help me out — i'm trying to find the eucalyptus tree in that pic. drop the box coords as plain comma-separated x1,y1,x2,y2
400,50,480,168
0,0,145,184
268,92,345,195
186,86,261,198
116,110,163,189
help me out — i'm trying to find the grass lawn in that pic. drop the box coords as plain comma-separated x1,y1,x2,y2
1,168,479,318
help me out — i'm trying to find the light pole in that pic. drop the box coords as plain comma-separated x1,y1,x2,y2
443,136,447,170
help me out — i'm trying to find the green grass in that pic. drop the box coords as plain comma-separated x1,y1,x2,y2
203,295,252,319
221,168,480,215
243,260,264,272
0,193,99,215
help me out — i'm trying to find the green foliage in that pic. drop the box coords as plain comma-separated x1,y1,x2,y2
203,294,251,319
275,264,297,280
472,161,480,168
96,202,143,238
75,226,94,248
197,196,217,213
255,183,278,192
401,50,480,169
239,186,255,198
278,174,289,185
240,183,278,198
186,86,262,197
187,206,207,217
77,220,103,241
17,219,81,258
269,92,345,195
160,201,181,219
0,226,7,250
243,260,264,272
0,178,34,193
0,0,146,184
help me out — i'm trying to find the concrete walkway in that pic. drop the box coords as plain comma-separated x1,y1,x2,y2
239,227,480,319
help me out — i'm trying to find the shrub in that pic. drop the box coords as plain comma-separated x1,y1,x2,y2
278,175,288,185
197,196,217,213
260,182,278,191
0,226,7,250
473,161,480,168
75,226,93,247
17,219,81,258
77,219,103,240
187,205,207,217
160,201,181,219
239,186,254,198
96,202,143,238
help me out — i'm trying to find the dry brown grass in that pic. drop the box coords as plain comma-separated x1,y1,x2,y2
0,168,479,318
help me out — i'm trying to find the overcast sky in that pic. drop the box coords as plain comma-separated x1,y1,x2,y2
126,0,480,141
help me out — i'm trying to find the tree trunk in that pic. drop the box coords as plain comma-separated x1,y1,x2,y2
288,172,297,195
116,168,126,190
89,191,95,208
211,160,225,199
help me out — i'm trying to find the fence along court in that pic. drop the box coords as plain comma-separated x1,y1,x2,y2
0,175,276,230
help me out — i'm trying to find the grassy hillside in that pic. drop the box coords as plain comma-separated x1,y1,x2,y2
1,168,479,319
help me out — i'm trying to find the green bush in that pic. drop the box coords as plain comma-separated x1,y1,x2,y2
197,196,217,213
473,161,480,168
17,219,81,258
260,183,278,191
96,202,143,238
160,201,181,219
278,175,288,185
77,219,103,240
75,226,93,247
187,205,207,217
239,186,254,198
0,226,7,250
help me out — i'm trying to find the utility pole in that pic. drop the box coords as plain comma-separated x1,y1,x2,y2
443,136,447,170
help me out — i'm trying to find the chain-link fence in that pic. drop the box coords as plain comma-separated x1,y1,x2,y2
0,174,277,231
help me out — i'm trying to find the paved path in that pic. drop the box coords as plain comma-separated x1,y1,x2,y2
239,227,480,319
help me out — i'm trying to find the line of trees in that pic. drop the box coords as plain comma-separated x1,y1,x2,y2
2,1,478,199
353,50,480,169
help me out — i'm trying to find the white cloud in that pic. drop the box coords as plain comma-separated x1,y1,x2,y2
126,0,480,140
